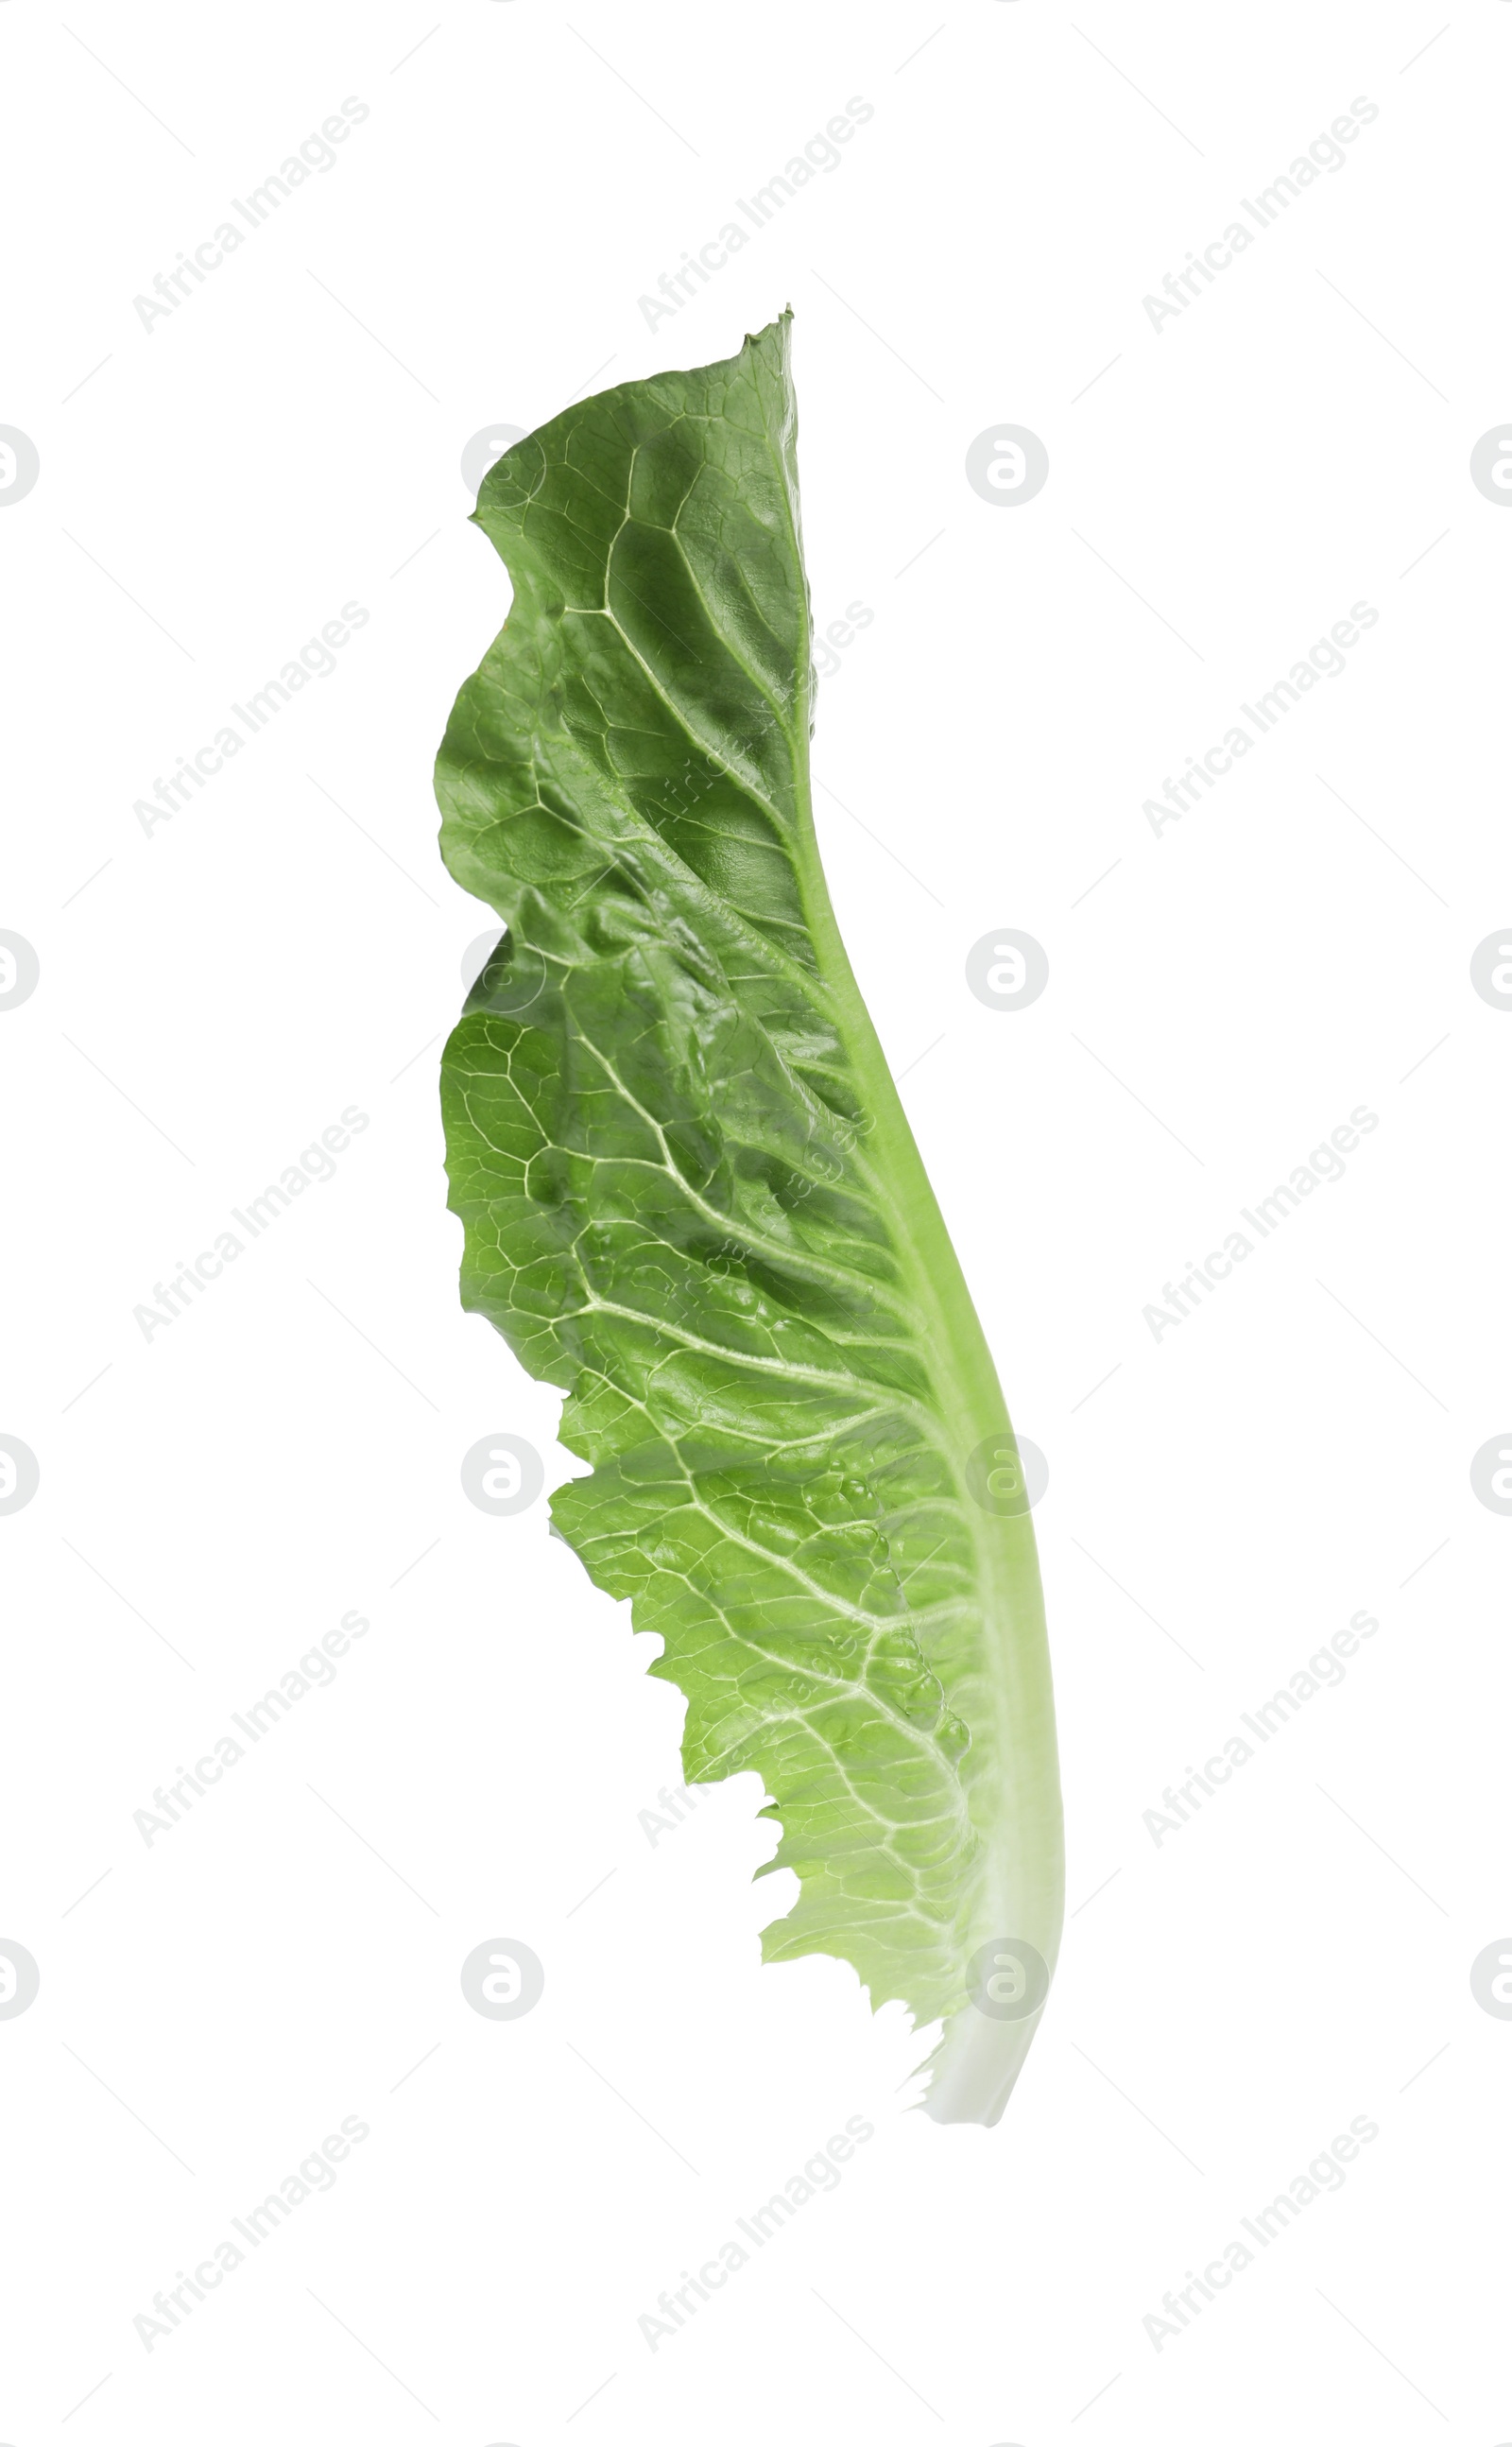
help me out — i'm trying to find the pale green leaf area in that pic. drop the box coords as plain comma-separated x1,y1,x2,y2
437,313,1061,2123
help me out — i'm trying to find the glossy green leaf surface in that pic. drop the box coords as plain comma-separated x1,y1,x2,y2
437,314,1061,2122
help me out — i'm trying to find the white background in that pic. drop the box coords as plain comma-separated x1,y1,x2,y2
3,1,1509,2438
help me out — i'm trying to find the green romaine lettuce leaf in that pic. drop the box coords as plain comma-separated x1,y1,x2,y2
436,313,1061,2123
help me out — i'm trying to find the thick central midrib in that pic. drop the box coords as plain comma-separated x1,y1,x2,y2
769,655,1057,1967
793,826,1060,1962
